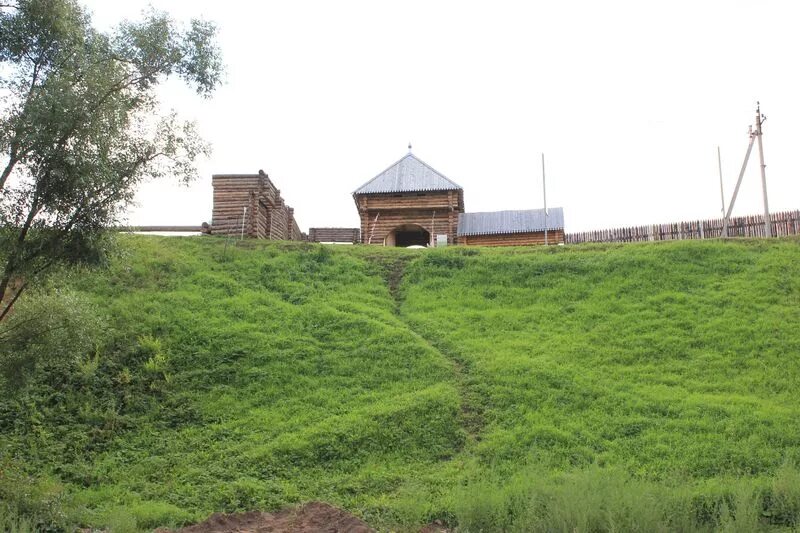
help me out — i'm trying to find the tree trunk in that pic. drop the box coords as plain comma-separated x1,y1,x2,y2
0,282,26,323
0,156,17,192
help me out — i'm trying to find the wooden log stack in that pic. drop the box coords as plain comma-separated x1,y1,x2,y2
122,226,204,232
308,228,361,243
210,171,304,240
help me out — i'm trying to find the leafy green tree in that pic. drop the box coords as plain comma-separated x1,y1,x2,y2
0,0,223,322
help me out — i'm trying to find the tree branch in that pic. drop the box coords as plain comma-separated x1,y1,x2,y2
0,155,18,192
0,282,27,323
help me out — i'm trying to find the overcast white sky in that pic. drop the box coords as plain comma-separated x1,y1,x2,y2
84,0,799,233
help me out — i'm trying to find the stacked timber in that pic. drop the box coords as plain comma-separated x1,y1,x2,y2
256,202,269,238
210,175,261,236
210,172,303,241
308,228,361,243
268,201,288,240
289,213,304,241
566,209,800,244
123,225,203,232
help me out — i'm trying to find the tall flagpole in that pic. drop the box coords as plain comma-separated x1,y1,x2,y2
542,153,548,245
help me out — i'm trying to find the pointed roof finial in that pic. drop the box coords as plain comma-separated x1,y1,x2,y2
408,142,412,153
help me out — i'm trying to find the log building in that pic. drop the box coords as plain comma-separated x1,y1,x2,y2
354,150,565,247
206,152,565,247
210,170,304,240
458,208,565,246
353,152,465,246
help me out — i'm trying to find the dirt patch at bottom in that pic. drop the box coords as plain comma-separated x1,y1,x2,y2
165,502,375,533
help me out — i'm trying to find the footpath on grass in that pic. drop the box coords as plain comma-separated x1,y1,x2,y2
365,252,486,446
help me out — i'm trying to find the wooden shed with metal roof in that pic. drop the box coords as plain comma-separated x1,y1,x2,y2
353,150,464,246
458,208,565,246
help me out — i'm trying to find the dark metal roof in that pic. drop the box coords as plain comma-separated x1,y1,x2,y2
457,208,564,236
353,153,462,195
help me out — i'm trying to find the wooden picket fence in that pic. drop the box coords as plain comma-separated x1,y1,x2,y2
566,210,800,244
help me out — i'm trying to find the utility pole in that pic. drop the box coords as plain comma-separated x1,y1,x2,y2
722,103,775,238
755,102,772,237
724,126,756,226
718,147,727,237
542,153,548,245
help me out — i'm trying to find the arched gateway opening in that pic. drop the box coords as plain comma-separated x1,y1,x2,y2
384,224,430,247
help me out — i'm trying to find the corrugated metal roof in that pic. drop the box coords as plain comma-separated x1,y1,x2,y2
353,153,462,195
457,208,565,236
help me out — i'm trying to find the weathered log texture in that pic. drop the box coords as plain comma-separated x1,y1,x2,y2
356,193,461,211
355,191,465,245
461,229,565,246
210,172,303,241
308,228,361,243
124,226,203,232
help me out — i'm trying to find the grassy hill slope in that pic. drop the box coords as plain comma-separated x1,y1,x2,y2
400,240,800,530
2,236,800,531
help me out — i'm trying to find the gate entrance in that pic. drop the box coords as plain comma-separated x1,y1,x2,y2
385,224,430,247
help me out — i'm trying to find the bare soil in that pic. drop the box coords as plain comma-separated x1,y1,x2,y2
166,502,374,533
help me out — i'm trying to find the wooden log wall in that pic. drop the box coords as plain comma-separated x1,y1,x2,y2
210,175,261,235
256,201,269,238
123,226,204,232
355,190,464,245
269,200,288,240
357,194,456,211
211,173,304,241
360,209,457,245
289,211,304,241
308,228,361,243
566,210,800,244
460,229,566,246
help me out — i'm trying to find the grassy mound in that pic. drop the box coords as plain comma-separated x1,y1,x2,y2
1,236,799,531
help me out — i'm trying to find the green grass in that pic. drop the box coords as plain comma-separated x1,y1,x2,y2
402,240,800,477
2,236,800,531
